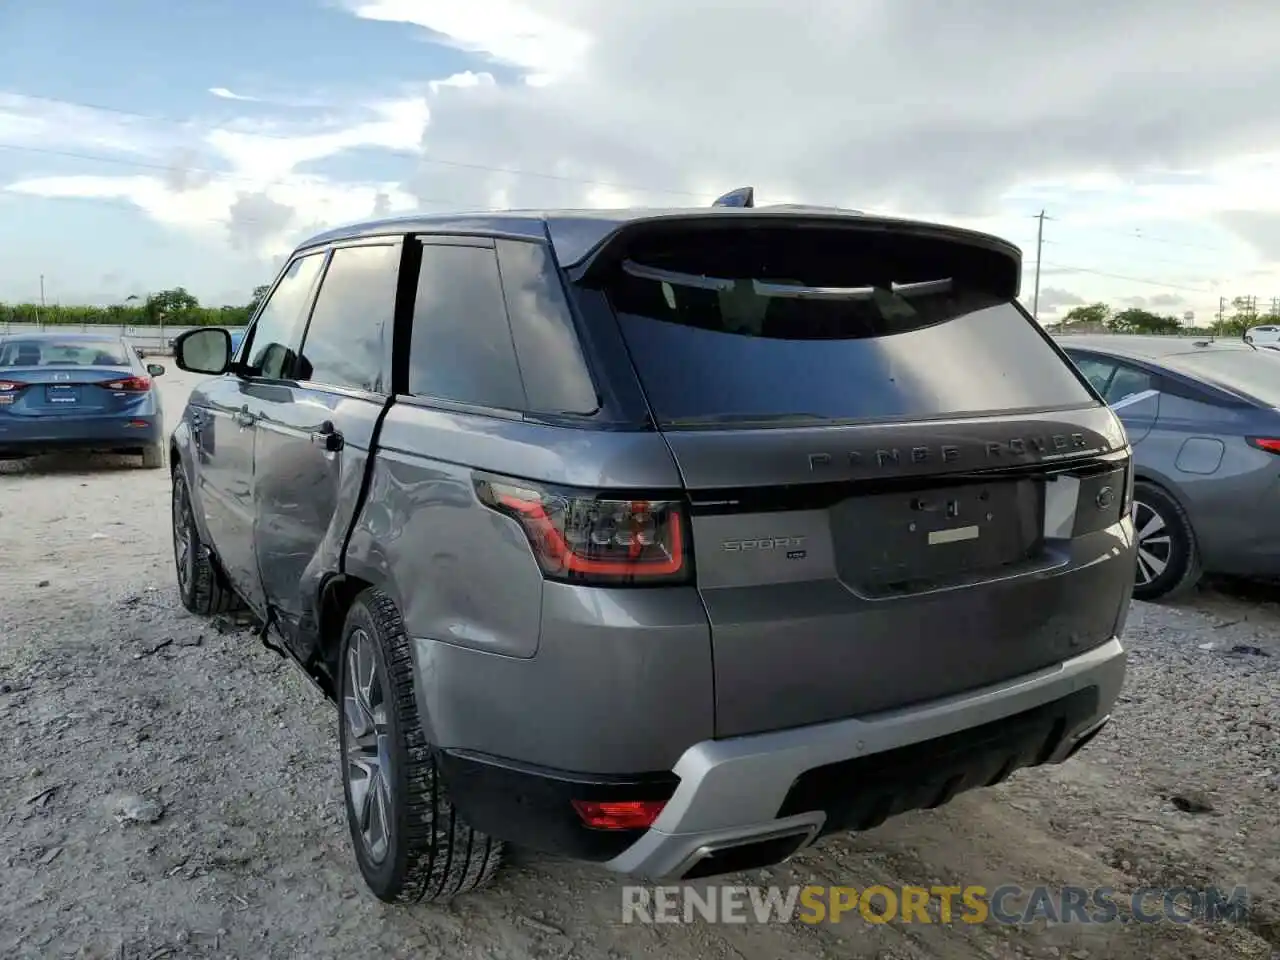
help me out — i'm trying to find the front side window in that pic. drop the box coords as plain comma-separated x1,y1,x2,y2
407,243,526,411
243,253,325,380
298,244,398,393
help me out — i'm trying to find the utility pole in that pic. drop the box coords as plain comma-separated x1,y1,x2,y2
1032,210,1047,320
1217,296,1226,326
37,274,45,330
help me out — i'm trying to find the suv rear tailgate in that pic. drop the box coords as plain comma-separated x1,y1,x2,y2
571,215,1133,737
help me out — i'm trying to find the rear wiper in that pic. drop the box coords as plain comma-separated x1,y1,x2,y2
663,412,838,428
621,260,954,300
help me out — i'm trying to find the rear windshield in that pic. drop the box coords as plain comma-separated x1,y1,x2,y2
590,226,1096,426
1163,351,1280,406
0,339,131,367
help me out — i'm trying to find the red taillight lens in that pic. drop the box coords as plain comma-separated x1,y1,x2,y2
103,376,152,392
474,473,690,585
571,799,666,830
0,380,25,392
1247,437,1280,455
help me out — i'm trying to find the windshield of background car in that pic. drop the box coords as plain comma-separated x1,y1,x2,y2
0,339,131,367
1163,350,1280,406
591,224,1098,426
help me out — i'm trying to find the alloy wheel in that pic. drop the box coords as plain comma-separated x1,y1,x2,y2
172,478,194,592
1133,499,1172,586
343,628,393,865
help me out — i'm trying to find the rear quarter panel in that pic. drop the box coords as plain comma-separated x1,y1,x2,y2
1136,393,1280,572
343,400,717,771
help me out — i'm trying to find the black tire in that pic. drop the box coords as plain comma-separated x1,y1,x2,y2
338,589,503,903
142,443,165,469
1131,481,1201,601
171,466,242,615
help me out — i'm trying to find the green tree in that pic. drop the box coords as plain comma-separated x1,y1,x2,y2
146,287,200,323
247,284,270,314
1109,307,1181,334
1062,303,1110,328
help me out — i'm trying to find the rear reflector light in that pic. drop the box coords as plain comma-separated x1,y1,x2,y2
1247,437,1280,455
571,799,666,830
103,376,151,392
474,473,690,585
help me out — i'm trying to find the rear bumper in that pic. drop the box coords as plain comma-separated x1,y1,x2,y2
439,636,1125,879
0,414,162,454
604,636,1124,880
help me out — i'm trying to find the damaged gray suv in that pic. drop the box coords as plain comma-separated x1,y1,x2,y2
169,196,1134,903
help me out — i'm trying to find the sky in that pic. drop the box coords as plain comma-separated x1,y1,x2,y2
1,0,1279,323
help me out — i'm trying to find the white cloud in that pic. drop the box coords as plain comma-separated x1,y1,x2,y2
2,93,430,260
4,0,1280,313
344,0,591,83
209,87,260,103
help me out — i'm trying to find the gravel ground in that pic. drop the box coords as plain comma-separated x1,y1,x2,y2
1,369,1277,960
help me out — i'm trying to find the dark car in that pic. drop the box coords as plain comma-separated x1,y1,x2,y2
0,332,166,467
169,202,1134,903
1059,334,1280,599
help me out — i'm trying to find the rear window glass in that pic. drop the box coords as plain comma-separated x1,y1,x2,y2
1164,351,1280,406
0,339,130,367
589,226,1096,426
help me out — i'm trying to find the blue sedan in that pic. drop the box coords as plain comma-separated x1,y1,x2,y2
0,332,167,468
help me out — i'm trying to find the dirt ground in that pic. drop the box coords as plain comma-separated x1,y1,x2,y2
1,368,1277,960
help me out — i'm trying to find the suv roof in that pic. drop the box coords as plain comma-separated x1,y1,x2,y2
297,206,1020,271
1055,334,1256,362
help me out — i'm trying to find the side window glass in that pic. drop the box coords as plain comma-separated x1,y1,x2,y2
297,244,398,393
244,254,324,380
408,243,526,411
1104,363,1157,404
1067,355,1116,395
495,239,598,415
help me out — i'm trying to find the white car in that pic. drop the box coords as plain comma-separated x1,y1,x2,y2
1244,324,1280,344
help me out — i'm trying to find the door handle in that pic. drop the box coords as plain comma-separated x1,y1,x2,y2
235,405,256,428
310,420,344,452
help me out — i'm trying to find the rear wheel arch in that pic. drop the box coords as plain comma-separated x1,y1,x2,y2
317,571,408,700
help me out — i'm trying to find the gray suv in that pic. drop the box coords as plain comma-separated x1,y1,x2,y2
169,202,1134,903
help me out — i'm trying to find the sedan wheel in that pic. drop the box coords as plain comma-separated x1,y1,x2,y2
1133,500,1172,587
1130,481,1201,601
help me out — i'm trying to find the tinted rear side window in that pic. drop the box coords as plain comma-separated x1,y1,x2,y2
586,226,1096,426
408,242,526,411
1164,351,1280,406
495,239,598,415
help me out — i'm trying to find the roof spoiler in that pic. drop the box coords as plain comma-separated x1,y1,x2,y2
711,186,754,208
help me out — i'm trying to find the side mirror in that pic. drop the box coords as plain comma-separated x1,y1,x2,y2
174,328,231,375
147,363,166,377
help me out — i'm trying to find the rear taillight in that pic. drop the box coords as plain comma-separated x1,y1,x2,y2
103,376,152,392
474,473,690,585
1247,437,1280,455
0,380,25,392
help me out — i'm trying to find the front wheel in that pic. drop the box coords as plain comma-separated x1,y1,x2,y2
339,589,504,903
1131,481,1201,601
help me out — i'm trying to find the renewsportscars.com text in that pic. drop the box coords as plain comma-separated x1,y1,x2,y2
621,884,1251,926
